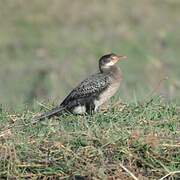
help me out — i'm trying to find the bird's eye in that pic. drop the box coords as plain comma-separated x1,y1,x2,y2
111,55,116,60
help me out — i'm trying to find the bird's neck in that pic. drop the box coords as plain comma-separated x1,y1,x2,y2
100,65,122,80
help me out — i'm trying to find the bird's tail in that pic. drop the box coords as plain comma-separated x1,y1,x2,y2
32,106,65,124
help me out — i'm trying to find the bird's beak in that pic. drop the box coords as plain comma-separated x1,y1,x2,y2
117,55,127,61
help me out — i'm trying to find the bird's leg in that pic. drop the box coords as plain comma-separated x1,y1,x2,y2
85,101,95,115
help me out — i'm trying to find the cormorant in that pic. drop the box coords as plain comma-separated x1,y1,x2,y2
33,53,127,123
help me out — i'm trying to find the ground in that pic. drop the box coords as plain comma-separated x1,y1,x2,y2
0,97,179,179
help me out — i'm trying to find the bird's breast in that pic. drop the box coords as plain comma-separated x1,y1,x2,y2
94,81,120,111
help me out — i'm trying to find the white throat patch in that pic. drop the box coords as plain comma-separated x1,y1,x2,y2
104,61,115,67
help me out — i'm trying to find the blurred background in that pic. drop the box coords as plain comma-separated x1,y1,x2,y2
0,0,180,110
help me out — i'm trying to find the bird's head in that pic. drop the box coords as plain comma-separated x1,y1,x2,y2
99,53,127,72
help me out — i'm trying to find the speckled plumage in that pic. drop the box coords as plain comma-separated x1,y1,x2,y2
33,53,125,123
61,73,110,106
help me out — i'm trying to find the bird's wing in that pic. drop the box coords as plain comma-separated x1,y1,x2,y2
60,73,110,106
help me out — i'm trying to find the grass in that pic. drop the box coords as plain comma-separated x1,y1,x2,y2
0,97,179,179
